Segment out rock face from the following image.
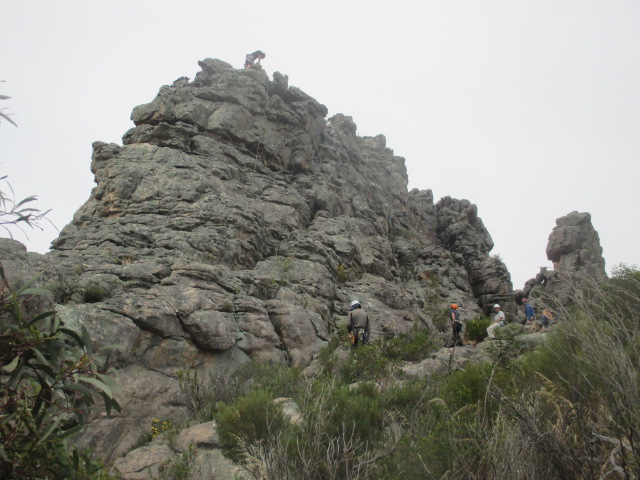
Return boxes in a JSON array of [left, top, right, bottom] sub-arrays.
[[546, 211, 607, 280], [1, 58, 513, 462], [523, 211, 607, 298]]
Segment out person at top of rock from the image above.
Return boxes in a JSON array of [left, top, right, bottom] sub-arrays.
[[346, 300, 370, 349], [244, 50, 266, 69]]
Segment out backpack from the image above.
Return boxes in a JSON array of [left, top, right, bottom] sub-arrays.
[[451, 308, 461, 322]]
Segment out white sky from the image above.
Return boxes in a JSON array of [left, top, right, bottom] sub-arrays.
[[2, 0, 639, 289]]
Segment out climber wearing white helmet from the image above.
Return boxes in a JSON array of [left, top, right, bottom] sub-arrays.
[[346, 300, 370, 349], [486, 304, 507, 340]]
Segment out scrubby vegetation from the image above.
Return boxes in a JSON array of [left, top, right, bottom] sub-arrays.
[[464, 315, 491, 342], [0, 180, 119, 479], [3, 179, 637, 479], [0, 268, 120, 479], [172, 268, 640, 480], [5, 265, 638, 479]]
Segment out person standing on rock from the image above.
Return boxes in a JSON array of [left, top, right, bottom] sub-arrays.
[[448, 303, 464, 347], [346, 300, 370, 349], [244, 50, 266, 69], [486, 304, 506, 340], [523, 298, 535, 325]]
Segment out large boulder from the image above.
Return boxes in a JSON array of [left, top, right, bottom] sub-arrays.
[[522, 211, 607, 302], [3, 58, 521, 464]]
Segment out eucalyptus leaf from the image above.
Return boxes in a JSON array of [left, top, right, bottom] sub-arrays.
[[75, 375, 113, 398], [2, 355, 20, 373]]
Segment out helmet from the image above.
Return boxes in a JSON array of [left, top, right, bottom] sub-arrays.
[[350, 300, 361, 307], [450, 304, 458, 309], [493, 304, 500, 309]]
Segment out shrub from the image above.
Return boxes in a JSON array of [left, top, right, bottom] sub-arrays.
[[316, 328, 346, 376], [234, 361, 303, 399], [431, 307, 451, 331], [158, 445, 196, 480], [340, 343, 396, 384], [486, 334, 521, 369], [439, 363, 494, 410], [336, 263, 349, 284], [464, 315, 491, 342], [0, 266, 120, 479], [215, 388, 288, 462], [463, 271, 640, 480], [321, 381, 385, 443], [379, 328, 438, 362], [83, 283, 108, 303]]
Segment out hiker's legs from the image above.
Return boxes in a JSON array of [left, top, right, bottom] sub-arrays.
[[487, 322, 501, 339], [352, 328, 364, 349], [453, 322, 463, 345], [540, 315, 549, 331]]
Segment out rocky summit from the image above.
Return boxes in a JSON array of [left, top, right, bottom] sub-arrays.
[[2, 59, 516, 461], [522, 210, 608, 300]]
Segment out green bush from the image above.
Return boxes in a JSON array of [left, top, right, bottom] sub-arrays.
[[321, 381, 385, 443], [83, 283, 108, 303], [336, 263, 349, 284], [340, 343, 396, 383], [215, 388, 288, 462], [464, 315, 491, 342], [439, 363, 493, 410], [316, 332, 344, 376], [379, 328, 438, 362], [431, 307, 451, 331], [234, 361, 303, 399], [487, 325, 522, 368], [0, 266, 120, 479], [158, 445, 196, 480]]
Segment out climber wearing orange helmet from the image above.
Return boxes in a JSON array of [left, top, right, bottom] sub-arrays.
[[448, 303, 464, 347]]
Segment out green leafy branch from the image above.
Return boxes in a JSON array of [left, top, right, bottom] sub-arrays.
[[0, 264, 121, 479], [0, 81, 17, 127], [0, 175, 54, 239]]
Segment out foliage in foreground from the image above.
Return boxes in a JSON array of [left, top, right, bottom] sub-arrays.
[[0, 267, 120, 479], [0, 175, 52, 239], [205, 268, 640, 479]]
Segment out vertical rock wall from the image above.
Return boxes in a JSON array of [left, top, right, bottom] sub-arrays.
[[3, 58, 514, 461]]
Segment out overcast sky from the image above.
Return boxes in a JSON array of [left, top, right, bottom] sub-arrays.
[[2, 0, 639, 289]]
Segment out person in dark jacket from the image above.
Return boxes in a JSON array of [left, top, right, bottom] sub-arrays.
[[244, 50, 266, 69], [448, 303, 464, 347], [523, 298, 535, 325], [346, 300, 370, 349]]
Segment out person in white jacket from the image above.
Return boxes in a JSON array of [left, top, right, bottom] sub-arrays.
[[486, 304, 506, 339]]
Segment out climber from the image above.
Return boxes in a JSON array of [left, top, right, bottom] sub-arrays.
[[448, 303, 464, 347], [324, 120, 337, 139], [540, 308, 555, 331], [244, 50, 266, 69], [522, 298, 535, 325], [346, 300, 370, 349], [486, 304, 506, 340]]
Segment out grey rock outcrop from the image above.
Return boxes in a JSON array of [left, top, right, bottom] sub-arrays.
[[523, 211, 607, 298], [546, 211, 607, 280], [1, 58, 515, 463]]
